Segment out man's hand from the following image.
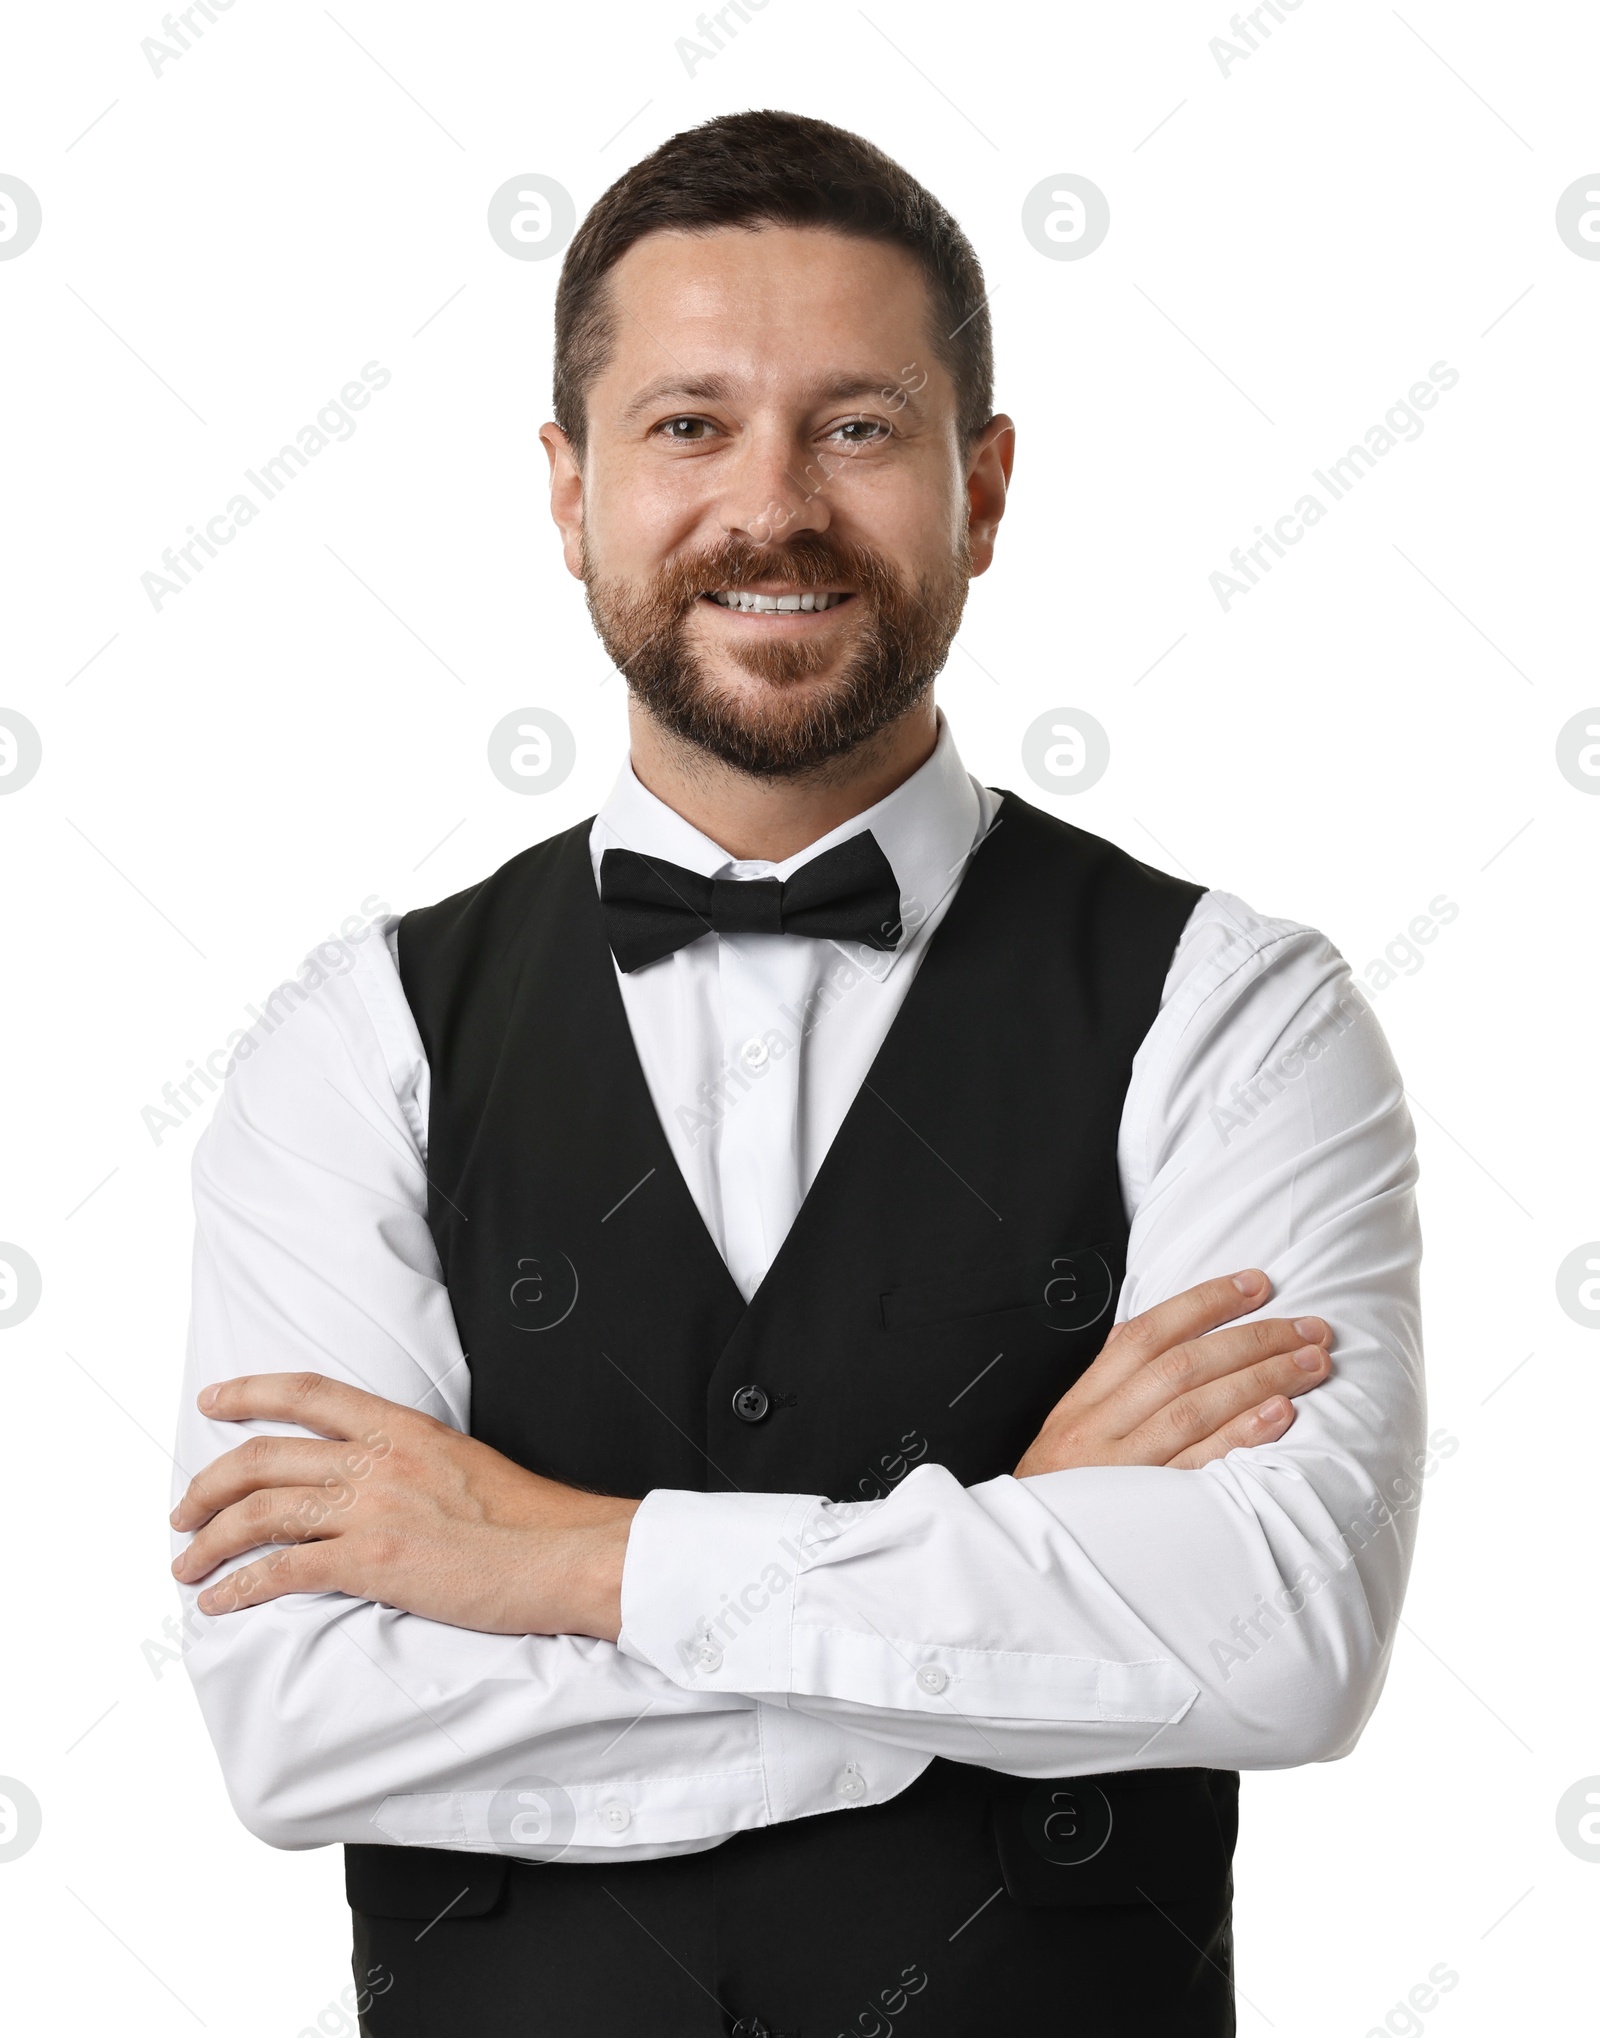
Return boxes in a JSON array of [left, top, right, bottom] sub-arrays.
[[170, 1374, 637, 1640], [1013, 1269, 1331, 1478]]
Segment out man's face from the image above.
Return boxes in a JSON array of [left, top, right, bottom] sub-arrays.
[[542, 226, 1012, 777]]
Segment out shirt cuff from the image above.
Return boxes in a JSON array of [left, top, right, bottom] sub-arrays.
[[619, 1486, 816, 1693]]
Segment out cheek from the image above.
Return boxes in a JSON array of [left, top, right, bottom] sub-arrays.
[[844, 445, 967, 561], [586, 457, 720, 572]]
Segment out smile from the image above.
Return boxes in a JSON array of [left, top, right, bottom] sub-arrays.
[[704, 589, 853, 614]]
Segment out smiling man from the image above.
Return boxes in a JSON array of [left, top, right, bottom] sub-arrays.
[[171, 112, 1424, 2038]]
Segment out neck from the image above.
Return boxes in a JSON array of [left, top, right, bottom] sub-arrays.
[[625, 697, 940, 863]]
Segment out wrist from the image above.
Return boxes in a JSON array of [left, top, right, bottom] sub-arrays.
[[566, 1501, 641, 1642]]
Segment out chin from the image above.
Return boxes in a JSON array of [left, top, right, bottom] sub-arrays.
[[720, 655, 848, 693], [696, 666, 859, 727]]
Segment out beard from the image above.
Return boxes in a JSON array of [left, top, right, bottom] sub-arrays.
[[582, 528, 970, 779]]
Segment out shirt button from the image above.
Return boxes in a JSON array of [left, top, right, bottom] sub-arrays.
[[732, 1384, 770, 1423], [916, 1664, 949, 1695], [693, 1638, 723, 1673], [740, 1036, 769, 1069], [597, 1799, 631, 1833], [836, 1763, 867, 1801]]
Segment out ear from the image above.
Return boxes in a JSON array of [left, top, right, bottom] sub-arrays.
[[539, 422, 586, 581], [965, 414, 1015, 578]]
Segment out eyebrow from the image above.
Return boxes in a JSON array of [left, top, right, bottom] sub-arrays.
[[618, 371, 924, 426]]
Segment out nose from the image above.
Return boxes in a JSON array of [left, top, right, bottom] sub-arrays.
[[721, 423, 833, 546]]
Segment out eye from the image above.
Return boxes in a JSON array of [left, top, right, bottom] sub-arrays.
[[656, 415, 716, 442], [826, 416, 893, 447]]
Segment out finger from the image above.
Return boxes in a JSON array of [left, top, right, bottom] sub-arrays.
[[1105, 1314, 1330, 1433], [1089, 1271, 1274, 1393], [197, 1371, 408, 1446], [1125, 1343, 1330, 1460], [173, 1484, 353, 1585], [197, 1540, 339, 1615], [172, 1434, 390, 1532], [1166, 1395, 1299, 1471]]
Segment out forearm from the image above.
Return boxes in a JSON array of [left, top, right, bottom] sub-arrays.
[[179, 1565, 925, 1858], [174, 1326, 929, 1856], [617, 1435, 1419, 1777]]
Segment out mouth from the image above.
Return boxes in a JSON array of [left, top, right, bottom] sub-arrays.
[[700, 587, 856, 617]]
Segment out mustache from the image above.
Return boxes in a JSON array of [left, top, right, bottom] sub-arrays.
[[649, 533, 904, 614]]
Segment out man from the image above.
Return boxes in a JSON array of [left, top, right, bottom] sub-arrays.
[[171, 111, 1423, 2037]]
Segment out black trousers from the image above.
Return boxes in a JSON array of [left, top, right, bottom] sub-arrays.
[[351, 1760, 1236, 2037]]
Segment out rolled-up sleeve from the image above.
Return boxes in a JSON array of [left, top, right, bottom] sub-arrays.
[[617, 891, 1426, 1776]]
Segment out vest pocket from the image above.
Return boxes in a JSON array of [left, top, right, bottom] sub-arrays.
[[990, 1769, 1237, 1907], [879, 1243, 1117, 1334]]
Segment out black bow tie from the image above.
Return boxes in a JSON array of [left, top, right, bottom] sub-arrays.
[[599, 831, 904, 974]]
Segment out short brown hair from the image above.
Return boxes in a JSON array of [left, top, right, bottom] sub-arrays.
[[552, 109, 994, 457]]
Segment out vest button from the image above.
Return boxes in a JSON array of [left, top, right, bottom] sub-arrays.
[[732, 1383, 770, 1423], [916, 1664, 949, 1695]]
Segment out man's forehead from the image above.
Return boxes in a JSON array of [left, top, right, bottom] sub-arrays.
[[594, 225, 943, 402]]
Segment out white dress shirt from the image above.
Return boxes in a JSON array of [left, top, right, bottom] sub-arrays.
[[173, 713, 1424, 1864]]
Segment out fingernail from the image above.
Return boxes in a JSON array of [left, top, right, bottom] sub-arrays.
[[1293, 1317, 1328, 1343], [1232, 1270, 1267, 1296], [198, 1384, 219, 1412], [169, 1506, 182, 1527], [1257, 1397, 1288, 1423], [1292, 1345, 1326, 1372]]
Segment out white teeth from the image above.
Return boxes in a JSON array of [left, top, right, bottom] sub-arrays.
[[710, 589, 844, 613]]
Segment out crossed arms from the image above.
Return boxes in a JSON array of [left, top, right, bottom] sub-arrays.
[[170, 892, 1424, 1859]]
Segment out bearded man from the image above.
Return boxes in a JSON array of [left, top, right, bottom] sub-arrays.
[[170, 110, 1423, 2038]]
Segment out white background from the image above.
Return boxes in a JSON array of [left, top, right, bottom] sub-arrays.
[[2, 1, 1597, 2031]]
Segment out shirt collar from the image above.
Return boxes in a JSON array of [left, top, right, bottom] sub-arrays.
[[590, 710, 984, 929]]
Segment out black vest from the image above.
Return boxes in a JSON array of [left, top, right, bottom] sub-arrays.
[[348, 792, 1238, 2038]]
